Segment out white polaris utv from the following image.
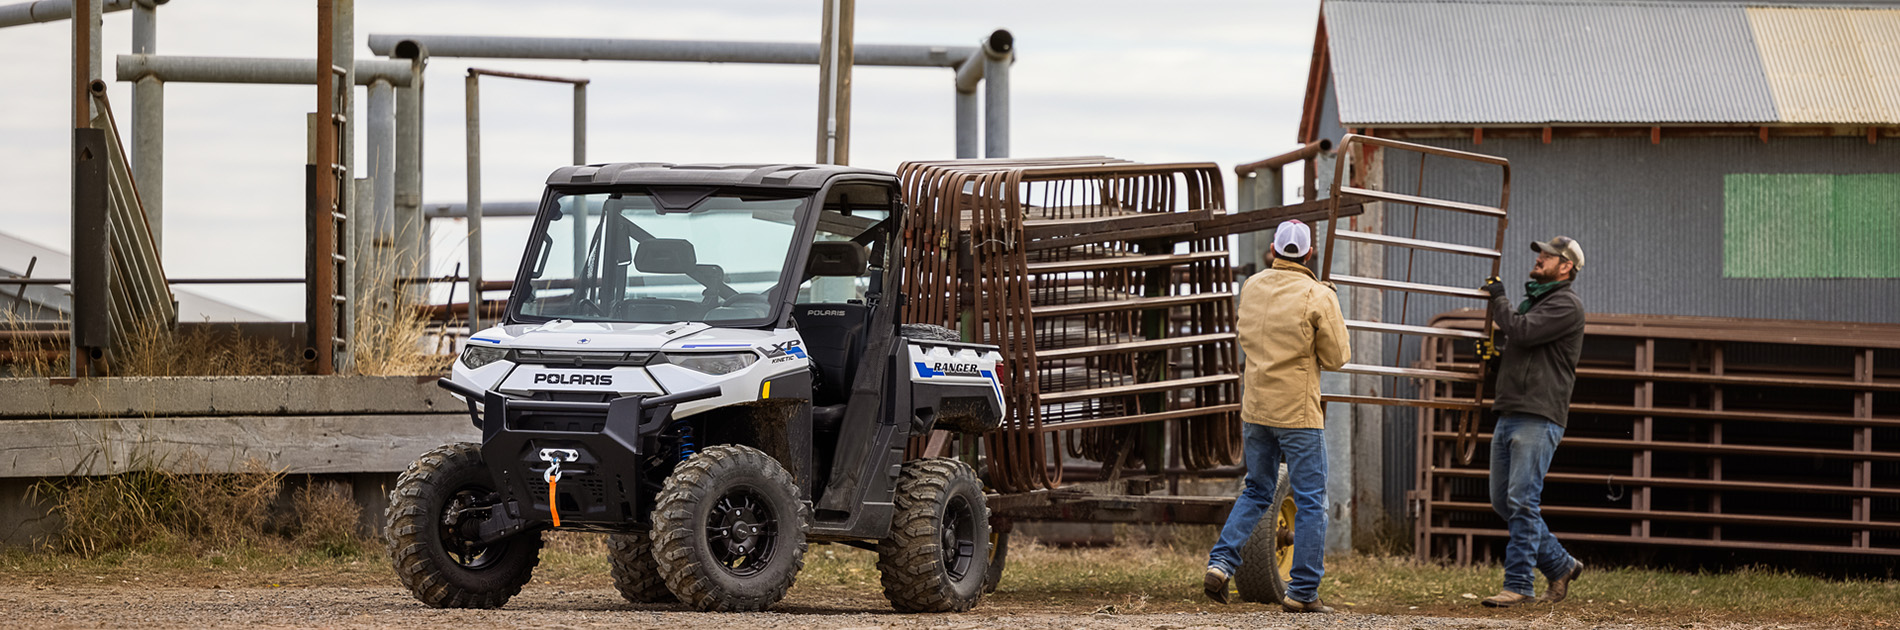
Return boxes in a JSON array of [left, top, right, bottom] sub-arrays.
[[392, 163, 1006, 613]]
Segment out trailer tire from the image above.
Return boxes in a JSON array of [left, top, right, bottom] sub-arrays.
[[607, 530, 677, 604], [652, 445, 808, 612], [1234, 464, 1294, 605], [878, 458, 990, 612], [982, 530, 1008, 594], [385, 442, 543, 609]]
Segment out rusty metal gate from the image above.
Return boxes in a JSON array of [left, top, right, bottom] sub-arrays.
[[1416, 311, 1900, 564], [896, 155, 1373, 511], [1315, 134, 1512, 465]]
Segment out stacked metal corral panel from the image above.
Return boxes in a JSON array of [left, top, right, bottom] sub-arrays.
[[896, 158, 1244, 493], [1415, 310, 1900, 563]]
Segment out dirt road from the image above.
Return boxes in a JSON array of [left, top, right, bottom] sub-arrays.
[[1, 584, 1821, 629]]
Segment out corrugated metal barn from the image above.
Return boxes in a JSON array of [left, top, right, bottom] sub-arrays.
[[1301, 0, 1900, 554]]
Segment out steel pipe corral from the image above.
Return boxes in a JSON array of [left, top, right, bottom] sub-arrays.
[[423, 201, 536, 219], [130, 0, 160, 248], [115, 55, 414, 86], [367, 33, 975, 67], [1234, 138, 1334, 176], [0, 0, 149, 28], [952, 29, 1012, 92]]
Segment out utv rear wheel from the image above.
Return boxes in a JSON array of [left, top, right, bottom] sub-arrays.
[[878, 458, 990, 612], [607, 530, 677, 604], [651, 445, 809, 612], [385, 443, 543, 609], [1234, 464, 1294, 604]]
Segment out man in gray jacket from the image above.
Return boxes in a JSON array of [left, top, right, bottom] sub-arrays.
[[1478, 236, 1587, 608]]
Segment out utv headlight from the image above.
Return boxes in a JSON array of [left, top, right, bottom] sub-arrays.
[[461, 344, 509, 369], [666, 352, 757, 375]]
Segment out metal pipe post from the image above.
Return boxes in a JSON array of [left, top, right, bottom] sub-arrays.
[[572, 82, 585, 165], [464, 72, 483, 333], [951, 31, 1006, 159], [571, 82, 587, 278], [311, 0, 337, 374], [814, 0, 854, 165], [366, 78, 396, 292], [394, 56, 424, 304], [954, 88, 978, 159], [130, 0, 160, 249], [116, 55, 415, 86], [981, 31, 1012, 158], [0, 0, 140, 29], [367, 34, 973, 68]]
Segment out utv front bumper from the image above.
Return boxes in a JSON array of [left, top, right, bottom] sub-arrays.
[[438, 378, 719, 529]]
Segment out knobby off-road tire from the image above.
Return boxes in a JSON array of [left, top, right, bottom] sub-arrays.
[[1235, 464, 1294, 604], [385, 442, 544, 609], [878, 458, 991, 612], [651, 445, 809, 612], [607, 530, 677, 604]]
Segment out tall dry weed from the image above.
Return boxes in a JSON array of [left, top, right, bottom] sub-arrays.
[[350, 251, 452, 376], [2, 309, 70, 378], [115, 317, 299, 376], [289, 480, 367, 557], [35, 456, 286, 557]]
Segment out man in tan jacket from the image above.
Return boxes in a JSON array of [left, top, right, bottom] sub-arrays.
[[1204, 220, 1351, 613]]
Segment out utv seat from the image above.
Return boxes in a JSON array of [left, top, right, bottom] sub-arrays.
[[795, 302, 869, 432], [797, 241, 873, 433]]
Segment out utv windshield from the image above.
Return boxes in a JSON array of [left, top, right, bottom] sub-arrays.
[[511, 187, 807, 326]]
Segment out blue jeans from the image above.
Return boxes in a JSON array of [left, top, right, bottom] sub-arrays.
[[1208, 422, 1327, 603], [1490, 414, 1575, 596]]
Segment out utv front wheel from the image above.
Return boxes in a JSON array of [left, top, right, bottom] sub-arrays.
[[385, 443, 543, 609], [878, 458, 990, 612], [651, 445, 809, 612], [607, 530, 677, 604]]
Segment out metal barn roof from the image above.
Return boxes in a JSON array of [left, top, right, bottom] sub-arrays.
[[1318, 0, 1900, 126]]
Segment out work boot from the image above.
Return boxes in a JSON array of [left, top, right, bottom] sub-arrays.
[[1281, 597, 1336, 614], [1202, 566, 1231, 604], [1541, 559, 1585, 604], [1481, 591, 1534, 608]]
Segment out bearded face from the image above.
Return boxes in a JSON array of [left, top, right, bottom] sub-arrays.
[[1529, 252, 1572, 282]]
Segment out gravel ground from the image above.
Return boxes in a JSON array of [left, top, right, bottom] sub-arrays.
[[0, 585, 1827, 630]]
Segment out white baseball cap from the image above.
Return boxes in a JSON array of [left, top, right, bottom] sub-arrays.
[[1273, 220, 1312, 258]]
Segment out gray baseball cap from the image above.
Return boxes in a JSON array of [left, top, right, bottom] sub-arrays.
[[1531, 235, 1585, 270]]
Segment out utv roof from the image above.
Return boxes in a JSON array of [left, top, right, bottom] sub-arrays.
[[546, 163, 894, 189]]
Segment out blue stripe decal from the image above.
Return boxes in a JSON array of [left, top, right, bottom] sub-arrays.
[[980, 369, 1005, 405], [470, 337, 502, 344]]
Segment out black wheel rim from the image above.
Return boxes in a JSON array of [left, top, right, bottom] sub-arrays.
[[439, 484, 507, 570], [941, 494, 977, 581], [707, 486, 777, 577]]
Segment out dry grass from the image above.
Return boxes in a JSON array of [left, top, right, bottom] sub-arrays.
[[115, 317, 299, 376], [1, 309, 70, 377], [34, 456, 284, 556], [32, 456, 374, 561], [350, 252, 453, 376], [288, 481, 367, 558], [2, 521, 1896, 627]]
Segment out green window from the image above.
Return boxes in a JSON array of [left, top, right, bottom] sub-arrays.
[[1724, 174, 1900, 278]]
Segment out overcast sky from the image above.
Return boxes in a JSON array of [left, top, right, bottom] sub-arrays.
[[0, 0, 1322, 321]]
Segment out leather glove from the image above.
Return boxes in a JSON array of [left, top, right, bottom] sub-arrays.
[[1480, 276, 1505, 299]]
